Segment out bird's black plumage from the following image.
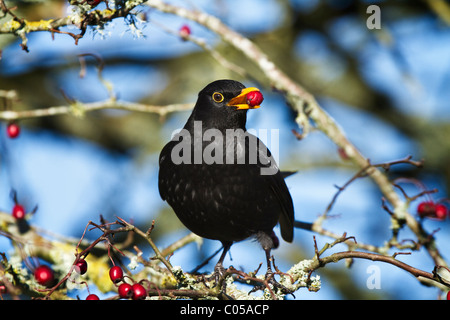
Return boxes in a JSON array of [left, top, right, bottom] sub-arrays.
[[158, 80, 294, 279]]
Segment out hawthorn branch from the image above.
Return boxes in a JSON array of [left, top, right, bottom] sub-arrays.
[[309, 250, 449, 289], [295, 156, 427, 255], [151, 19, 249, 78], [308, 235, 449, 290], [115, 217, 174, 275], [0, 0, 148, 49], [0, 98, 194, 120]]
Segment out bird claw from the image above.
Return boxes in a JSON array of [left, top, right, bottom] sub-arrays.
[[198, 263, 228, 288], [199, 264, 235, 299], [211, 263, 227, 285], [248, 269, 294, 297]]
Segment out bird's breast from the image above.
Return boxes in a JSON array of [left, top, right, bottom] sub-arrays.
[[158, 128, 282, 242]]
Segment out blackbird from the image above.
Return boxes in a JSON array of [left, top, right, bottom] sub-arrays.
[[158, 80, 294, 284]]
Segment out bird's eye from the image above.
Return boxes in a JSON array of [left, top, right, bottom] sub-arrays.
[[212, 92, 224, 103]]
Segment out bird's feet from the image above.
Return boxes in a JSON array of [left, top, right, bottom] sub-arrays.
[[210, 262, 227, 286], [195, 262, 228, 288], [194, 263, 234, 299], [266, 269, 294, 294]]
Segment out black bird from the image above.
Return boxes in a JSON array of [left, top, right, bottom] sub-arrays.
[[158, 80, 294, 283]]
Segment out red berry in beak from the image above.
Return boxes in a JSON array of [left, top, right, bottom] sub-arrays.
[[246, 91, 264, 107]]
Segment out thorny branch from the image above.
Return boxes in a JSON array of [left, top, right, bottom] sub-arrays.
[[0, 99, 195, 120], [309, 234, 449, 291], [1, 212, 448, 300], [295, 156, 430, 255], [0, 0, 149, 50]]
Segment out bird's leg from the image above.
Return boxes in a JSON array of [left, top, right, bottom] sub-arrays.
[[264, 247, 275, 279], [190, 245, 223, 274], [263, 248, 294, 296], [209, 242, 232, 286]]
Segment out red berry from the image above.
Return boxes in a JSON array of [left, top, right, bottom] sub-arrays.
[[118, 283, 133, 299], [12, 204, 26, 220], [447, 291, 450, 300], [246, 91, 264, 107], [417, 201, 435, 217], [86, 294, 100, 300], [6, 123, 20, 139], [75, 259, 88, 275], [435, 204, 448, 220], [109, 266, 124, 283], [179, 24, 191, 38], [131, 283, 147, 300], [34, 265, 54, 287]]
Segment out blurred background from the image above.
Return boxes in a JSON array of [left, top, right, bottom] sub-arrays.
[[0, 0, 449, 299]]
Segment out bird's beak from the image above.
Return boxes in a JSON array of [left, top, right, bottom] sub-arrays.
[[227, 87, 262, 110]]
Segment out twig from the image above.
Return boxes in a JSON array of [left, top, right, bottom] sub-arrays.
[[309, 250, 444, 286], [115, 217, 174, 276], [0, 98, 194, 120]]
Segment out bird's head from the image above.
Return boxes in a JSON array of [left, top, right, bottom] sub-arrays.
[[188, 80, 264, 129]]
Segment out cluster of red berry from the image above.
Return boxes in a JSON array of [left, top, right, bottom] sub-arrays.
[[6, 191, 149, 300], [110, 266, 147, 300], [417, 201, 448, 221], [85, 265, 147, 300]]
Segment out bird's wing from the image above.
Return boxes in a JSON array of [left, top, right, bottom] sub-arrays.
[[256, 140, 295, 243]]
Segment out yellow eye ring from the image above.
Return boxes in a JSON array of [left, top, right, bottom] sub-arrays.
[[212, 92, 224, 103]]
